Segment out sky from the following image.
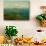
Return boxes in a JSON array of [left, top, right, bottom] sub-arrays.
[[4, 0, 30, 8], [4, 0, 29, 1]]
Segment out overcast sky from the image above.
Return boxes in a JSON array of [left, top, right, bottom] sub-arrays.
[[4, 0, 30, 8]]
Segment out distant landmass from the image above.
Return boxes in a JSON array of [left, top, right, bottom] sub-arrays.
[[4, 8, 29, 20]]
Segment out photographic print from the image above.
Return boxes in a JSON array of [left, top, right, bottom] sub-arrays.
[[4, 0, 30, 20]]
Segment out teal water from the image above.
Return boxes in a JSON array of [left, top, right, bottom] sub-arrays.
[[4, 8, 29, 20]]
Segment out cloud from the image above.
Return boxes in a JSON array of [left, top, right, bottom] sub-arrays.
[[4, 1, 30, 8]]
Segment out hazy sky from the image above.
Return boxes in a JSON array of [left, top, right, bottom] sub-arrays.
[[4, 0, 30, 8], [4, 0, 29, 2]]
